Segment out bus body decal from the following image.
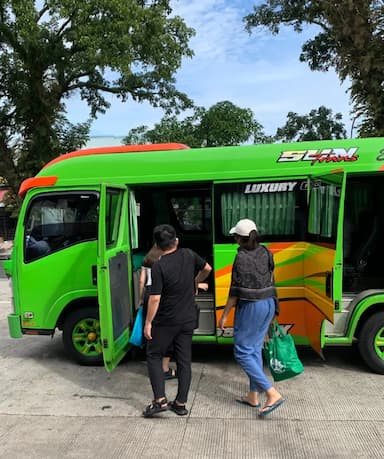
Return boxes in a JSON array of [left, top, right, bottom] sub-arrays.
[[277, 147, 359, 165], [214, 241, 335, 355]]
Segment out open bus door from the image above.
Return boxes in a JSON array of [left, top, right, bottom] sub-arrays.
[[97, 184, 132, 372], [306, 171, 346, 355]]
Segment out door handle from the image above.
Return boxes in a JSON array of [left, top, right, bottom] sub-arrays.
[[325, 271, 333, 298]]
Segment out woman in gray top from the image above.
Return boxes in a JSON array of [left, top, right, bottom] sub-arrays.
[[218, 219, 285, 417]]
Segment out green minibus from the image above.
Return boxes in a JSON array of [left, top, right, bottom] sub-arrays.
[[3, 138, 384, 373]]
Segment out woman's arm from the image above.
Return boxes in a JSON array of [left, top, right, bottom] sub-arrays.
[[138, 268, 147, 305], [218, 296, 238, 330]]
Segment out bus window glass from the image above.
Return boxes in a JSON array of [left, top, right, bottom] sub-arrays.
[[170, 195, 211, 232], [24, 193, 99, 262], [308, 181, 340, 242], [105, 189, 123, 247], [215, 180, 307, 242]]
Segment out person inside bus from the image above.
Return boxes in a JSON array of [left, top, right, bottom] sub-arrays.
[[25, 234, 51, 261], [218, 218, 285, 417], [139, 244, 177, 380], [142, 224, 212, 418]]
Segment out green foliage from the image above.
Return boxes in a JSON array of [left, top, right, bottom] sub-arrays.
[[52, 117, 91, 156], [0, 0, 194, 207], [275, 106, 347, 142], [245, 1, 384, 136], [200, 101, 259, 146], [123, 101, 269, 147], [124, 109, 205, 148]]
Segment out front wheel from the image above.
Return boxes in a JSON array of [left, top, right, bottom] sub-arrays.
[[62, 307, 103, 365], [358, 311, 384, 374]]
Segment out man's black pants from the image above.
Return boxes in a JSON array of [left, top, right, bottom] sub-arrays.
[[146, 321, 194, 404]]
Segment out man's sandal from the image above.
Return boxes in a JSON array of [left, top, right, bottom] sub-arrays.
[[164, 368, 177, 380], [142, 398, 168, 418], [168, 400, 188, 416]]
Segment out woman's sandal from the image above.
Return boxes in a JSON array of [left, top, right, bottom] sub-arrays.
[[258, 398, 285, 417], [164, 368, 177, 380], [142, 398, 168, 418], [168, 400, 188, 416], [235, 397, 261, 408]]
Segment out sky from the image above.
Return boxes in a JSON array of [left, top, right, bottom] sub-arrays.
[[66, 0, 353, 141]]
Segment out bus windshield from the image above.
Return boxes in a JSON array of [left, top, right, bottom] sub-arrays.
[[24, 192, 99, 262]]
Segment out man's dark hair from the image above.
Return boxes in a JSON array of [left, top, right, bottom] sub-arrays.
[[153, 224, 177, 250]]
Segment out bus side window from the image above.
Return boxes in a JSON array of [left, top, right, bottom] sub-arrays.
[[215, 180, 307, 243]]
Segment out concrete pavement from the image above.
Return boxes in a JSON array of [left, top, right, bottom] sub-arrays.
[[0, 278, 383, 458]]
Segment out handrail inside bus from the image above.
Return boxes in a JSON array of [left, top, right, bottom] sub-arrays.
[[42, 143, 190, 170]]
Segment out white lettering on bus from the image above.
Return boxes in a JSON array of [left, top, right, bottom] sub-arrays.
[[244, 182, 297, 194], [278, 147, 359, 164]]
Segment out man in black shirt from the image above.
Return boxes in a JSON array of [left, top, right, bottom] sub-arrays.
[[143, 224, 212, 417]]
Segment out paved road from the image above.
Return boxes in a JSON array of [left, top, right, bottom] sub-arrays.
[[0, 279, 383, 458]]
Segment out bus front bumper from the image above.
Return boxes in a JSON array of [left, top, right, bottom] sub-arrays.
[[8, 314, 23, 338]]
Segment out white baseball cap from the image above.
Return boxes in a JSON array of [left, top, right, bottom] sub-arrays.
[[229, 219, 258, 237]]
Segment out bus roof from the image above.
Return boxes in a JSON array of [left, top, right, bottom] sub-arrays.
[[42, 143, 189, 169], [20, 138, 384, 196]]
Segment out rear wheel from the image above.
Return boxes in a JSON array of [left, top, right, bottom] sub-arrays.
[[358, 311, 384, 374], [62, 307, 103, 365]]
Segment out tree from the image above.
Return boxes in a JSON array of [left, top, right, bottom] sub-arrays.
[[0, 0, 194, 206], [124, 108, 205, 148], [199, 101, 266, 146], [244, 1, 384, 137], [275, 106, 347, 142], [123, 101, 269, 147]]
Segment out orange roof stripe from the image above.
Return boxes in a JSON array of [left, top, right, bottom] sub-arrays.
[[18, 176, 58, 197], [42, 143, 190, 169]]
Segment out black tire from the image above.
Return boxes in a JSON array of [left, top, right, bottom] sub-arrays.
[[62, 307, 103, 366], [358, 311, 384, 374]]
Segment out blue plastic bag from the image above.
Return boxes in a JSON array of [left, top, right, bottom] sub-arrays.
[[129, 305, 144, 347]]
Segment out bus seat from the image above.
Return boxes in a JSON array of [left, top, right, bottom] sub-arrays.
[[354, 213, 378, 272]]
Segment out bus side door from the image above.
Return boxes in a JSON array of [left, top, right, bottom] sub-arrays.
[[306, 172, 346, 352], [98, 184, 132, 372]]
